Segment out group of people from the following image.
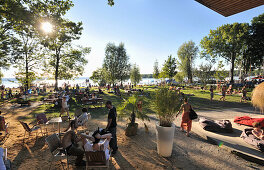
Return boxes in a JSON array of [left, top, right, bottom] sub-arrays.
[[209, 85, 248, 102], [61, 100, 118, 166]]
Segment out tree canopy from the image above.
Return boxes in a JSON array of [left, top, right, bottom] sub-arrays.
[[160, 55, 177, 80], [177, 40, 198, 83], [103, 42, 130, 85], [153, 60, 160, 79], [200, 23, 250, 84], [130, 64, 141, 86]]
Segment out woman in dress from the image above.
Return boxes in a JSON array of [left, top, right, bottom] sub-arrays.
[[177, 98, 192, 137]]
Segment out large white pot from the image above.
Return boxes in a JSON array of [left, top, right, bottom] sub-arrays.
[[156, 122, 175, 157]]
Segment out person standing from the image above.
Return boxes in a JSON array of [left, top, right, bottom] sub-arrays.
[[60, 96, 69, 117], [240, 86, 247, 102], [105, 101, 118, 154], [209, 85, 214, 102], [177, 98, 193, 137], [220, 85, 226, 101]]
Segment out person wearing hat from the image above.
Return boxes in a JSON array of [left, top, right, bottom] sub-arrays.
[[60, 96, 69, 117]]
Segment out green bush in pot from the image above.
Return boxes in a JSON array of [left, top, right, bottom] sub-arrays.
[[154, 87, 182, 127], [154, 87, 182, 157]]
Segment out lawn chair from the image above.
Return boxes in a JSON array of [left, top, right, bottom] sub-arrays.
[[19, 121, 40, 143], [45, 133, 69, 170], [85, 151, 110, 169]]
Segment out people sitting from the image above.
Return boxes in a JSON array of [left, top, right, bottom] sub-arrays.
[[77, 108, 91, 128], [80, 129, 112, 160], [252, 122, 264, 140], [62, 120, 85, 166]]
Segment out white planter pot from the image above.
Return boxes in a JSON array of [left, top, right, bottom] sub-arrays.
[[155, 122, 175, 157]]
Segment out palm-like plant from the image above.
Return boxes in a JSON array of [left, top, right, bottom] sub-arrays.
[[118, 93, 149, 125]]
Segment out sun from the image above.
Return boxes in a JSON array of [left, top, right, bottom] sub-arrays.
[[41, 22, 53, 34]]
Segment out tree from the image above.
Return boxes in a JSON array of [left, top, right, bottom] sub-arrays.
[[35, 0, 89, 90], [177, 41, 198, 83], [12, 13, 45, 91], [200, 23, 250, 84], [214, 61, 229, 81], [0, 0, 31, 82], [130, 64, 141, 86], [116, 43, 130, 85], [153, 60, 160, 79], [90, 68, 107, 87], [247, 13, 264, 74], [174, 72, 184, 83], [103, 42, 130, 85], [160, 55, 177, 80], [194, 64, 213, 85]]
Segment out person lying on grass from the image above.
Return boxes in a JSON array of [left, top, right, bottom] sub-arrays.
[[79, 129, 112, 160], [252, 122, 264, 140]]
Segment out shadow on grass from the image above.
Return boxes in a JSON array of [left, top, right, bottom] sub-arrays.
[[189, 95, 251, 111]]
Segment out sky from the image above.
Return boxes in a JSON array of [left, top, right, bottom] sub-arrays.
[[3, 0, 264, 78]]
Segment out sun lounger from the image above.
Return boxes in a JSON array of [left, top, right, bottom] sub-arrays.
[[19, 121, 41, 143]]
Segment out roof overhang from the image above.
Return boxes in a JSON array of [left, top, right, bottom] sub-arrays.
[[195, 0, 264, 17]]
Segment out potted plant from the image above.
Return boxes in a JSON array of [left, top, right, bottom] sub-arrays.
[[119, 93, 149, 136], [154, 87, 182, 157]]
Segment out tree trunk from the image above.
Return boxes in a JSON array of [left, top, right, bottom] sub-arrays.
[[131, 108, 136, 124], [55, 51, 60, 91], [230, 54, 235, 84], [25, 52, 29, 92]]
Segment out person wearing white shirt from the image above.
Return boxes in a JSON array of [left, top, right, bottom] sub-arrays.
[[77, 108, 91, 128], [80, 130, 112, 160]]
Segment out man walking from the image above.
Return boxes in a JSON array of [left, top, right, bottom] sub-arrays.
[[105, 101, 118, 154]]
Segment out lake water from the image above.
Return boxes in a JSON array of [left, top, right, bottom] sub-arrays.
[[1, 77, 160, 88]]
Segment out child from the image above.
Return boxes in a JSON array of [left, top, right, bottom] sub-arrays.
[[252, 122, 264, 140]]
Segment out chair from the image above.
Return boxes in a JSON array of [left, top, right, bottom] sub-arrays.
[[45, 133, 69, 170], [85, 151, 110, 169], [19, 121, 40, 143], [0, 116, 9, 136], [36, 113, 49, 136]]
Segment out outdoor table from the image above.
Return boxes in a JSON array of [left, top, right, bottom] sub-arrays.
[[47, 117, 62, 136]]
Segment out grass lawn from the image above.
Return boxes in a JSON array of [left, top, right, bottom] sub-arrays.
[[18, 86, 253, 123], [181, 88, 252, 111]]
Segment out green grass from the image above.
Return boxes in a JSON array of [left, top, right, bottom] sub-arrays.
[[181, 88, 252, 111], [20, 86, 252, 122]]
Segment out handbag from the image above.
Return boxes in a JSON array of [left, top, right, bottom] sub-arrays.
[[189, 108, 198, 120]]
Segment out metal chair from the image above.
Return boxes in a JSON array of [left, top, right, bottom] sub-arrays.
[[19, 121, 40, 143], [85, 151, 110, 169], [36, 113, 49, 136], [45, 133, 69, 170]]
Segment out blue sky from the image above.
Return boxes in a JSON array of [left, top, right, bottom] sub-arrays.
[[3, 0, 264, 77]]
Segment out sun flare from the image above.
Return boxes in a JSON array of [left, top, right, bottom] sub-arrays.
[[41, 22, 53, 34]]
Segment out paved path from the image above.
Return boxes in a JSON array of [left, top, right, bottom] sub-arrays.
[[189, 107, 264, 165]]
